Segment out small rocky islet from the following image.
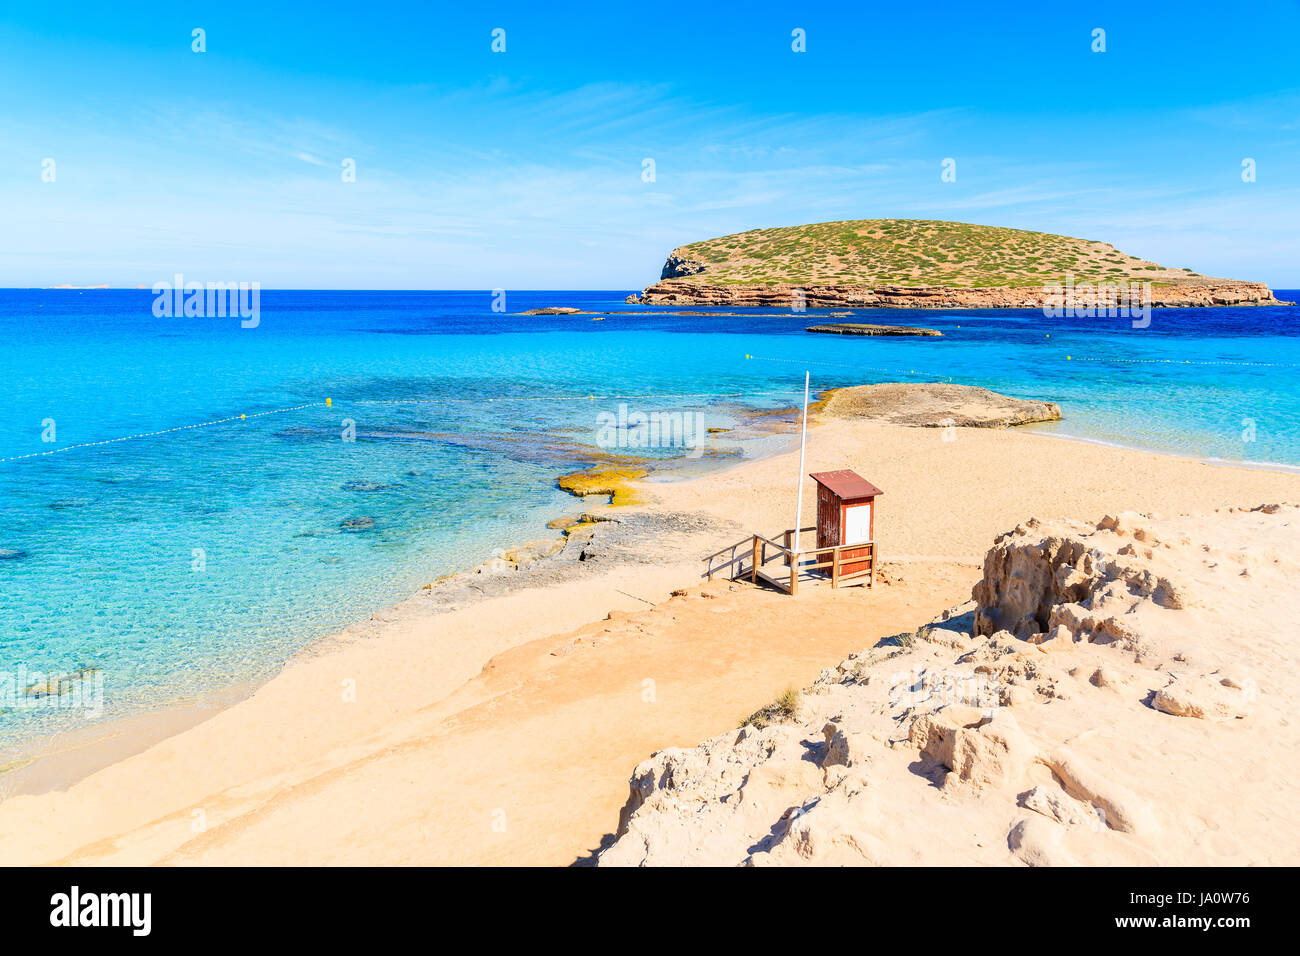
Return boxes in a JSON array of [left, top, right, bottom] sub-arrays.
[[806, 322, 942, 337]]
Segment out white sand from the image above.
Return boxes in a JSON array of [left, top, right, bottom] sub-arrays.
[[1, 421, 1297, 865]]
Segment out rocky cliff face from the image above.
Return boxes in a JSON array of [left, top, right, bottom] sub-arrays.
[[660, 253, 708, 280], [628, 279, 1290, 309], [597, 503, 1298, 866]]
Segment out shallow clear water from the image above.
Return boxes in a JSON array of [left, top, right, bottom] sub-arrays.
[[1, 289, 1297, 749]]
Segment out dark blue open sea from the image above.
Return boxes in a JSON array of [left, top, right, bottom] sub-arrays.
[[1, 289, 1297, 750]]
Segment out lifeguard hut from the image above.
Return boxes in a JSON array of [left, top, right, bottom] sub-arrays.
[[699, 361, 884, 593], [702, 467, 882, 594], [810, 470, 882, 578]]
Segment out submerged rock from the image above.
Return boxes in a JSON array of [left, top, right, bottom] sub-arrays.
[[47, 499, 88, 510], [339, 516, 376, 532], [341, 480, 399, 492]]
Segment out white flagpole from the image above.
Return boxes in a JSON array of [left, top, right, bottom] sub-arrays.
[[792, 370, 810, 557]]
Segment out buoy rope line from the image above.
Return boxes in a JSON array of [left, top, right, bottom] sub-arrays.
[[350, 389, 795, 405], [0, 388, 805, 466], [0, 402, 326, 464], [4, 347, 1292, 465], [1063, 355, 1300, 367], [750, 352, 1300, 372], [743, 353, 953, 381]]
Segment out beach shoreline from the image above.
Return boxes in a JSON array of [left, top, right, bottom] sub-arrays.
[[3, 402, 1300, 863], [5, 396, 1300, 803], [0, 391, 810, 794]]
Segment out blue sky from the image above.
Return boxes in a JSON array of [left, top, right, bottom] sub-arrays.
[[3, 1, 1300, 288]]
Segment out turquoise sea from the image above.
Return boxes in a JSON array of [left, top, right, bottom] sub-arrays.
[[1, 289, 1297, 751]]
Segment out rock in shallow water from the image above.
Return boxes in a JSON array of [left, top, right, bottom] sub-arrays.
[[341, 480, 399, 493]]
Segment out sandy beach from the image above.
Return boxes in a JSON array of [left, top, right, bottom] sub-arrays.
[[2, 408, 1299, 866]]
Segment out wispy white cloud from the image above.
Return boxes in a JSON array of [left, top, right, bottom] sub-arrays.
[[4, 78, 1300, 287]]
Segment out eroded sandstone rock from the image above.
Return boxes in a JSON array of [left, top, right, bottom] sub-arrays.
[[1022, 784, 1098, 827], [972, 513, 1193, 644], [1152, 675, 1253, 721], [908, 705, 1034, 789]]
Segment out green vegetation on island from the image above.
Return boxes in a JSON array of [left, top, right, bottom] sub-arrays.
[[663, 219, 1217, 289]]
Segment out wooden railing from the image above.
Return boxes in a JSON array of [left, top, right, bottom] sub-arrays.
[[703, 527, 875, 595]]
